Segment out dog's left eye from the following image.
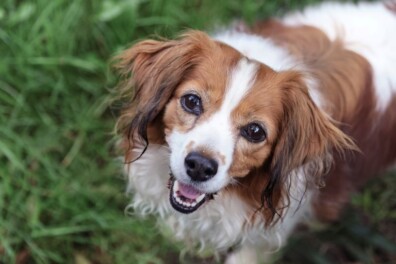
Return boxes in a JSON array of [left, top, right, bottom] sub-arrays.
[[181, 94, 203, 115], [241, 122, 267, 143]]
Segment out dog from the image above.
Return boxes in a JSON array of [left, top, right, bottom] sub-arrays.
[[115, 1, 396, 263]]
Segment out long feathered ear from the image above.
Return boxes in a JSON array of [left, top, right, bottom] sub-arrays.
[[115, 31, 212, 154], [262, 72, 357, 219]]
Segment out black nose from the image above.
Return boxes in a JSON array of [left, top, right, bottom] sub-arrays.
[[184, 152, 218, 182]]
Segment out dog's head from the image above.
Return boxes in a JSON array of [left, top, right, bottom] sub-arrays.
[[116, 31, 355, 222]]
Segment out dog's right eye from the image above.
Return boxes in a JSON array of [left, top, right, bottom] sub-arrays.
[[181, 94, 203, 116]]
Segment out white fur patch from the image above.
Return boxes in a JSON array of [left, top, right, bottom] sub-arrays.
[[282, 1, 396, 110], [125, 144, 171, 218], [214, 31, 296, 70]]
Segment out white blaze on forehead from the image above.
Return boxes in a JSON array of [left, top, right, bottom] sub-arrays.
[[222, 58, 259, 111], [189, 57, 258, 155], [167, 58, 258, 193]]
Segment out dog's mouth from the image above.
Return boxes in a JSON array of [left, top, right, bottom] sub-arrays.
[[168, 176, 214, 214]]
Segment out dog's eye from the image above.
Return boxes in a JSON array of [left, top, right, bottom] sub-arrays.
[[241, 123, 266, 143], [181, 94, 203, 115]]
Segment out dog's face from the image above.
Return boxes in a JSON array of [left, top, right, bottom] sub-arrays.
[[163, 56, 285, 214], [117, 31, 353, 218]]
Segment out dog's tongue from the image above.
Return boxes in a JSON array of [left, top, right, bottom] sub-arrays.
[[178, 181, 203, 199]]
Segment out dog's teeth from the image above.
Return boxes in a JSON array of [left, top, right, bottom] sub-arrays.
[[177, 197, 184, 205], [174, 180, 179, 191], [196, 194, 205, 203]]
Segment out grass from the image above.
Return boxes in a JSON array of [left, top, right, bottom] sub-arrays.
[[0, 0, 395, 263]]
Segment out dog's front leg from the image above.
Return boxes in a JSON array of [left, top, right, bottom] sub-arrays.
[[225, 246, 258, 264]]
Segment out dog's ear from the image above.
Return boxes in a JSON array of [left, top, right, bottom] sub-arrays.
[[262, 72, 357, 218], [116, 31, 211, 148]]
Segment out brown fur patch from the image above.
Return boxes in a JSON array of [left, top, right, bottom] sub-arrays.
[[314, 87, 396, 221], [252, 20, 368, 119], [385, 1, 396, 13], [251, 20, 396, 221]]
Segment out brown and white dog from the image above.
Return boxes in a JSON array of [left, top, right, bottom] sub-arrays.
[[116, 1, 396, 263]]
